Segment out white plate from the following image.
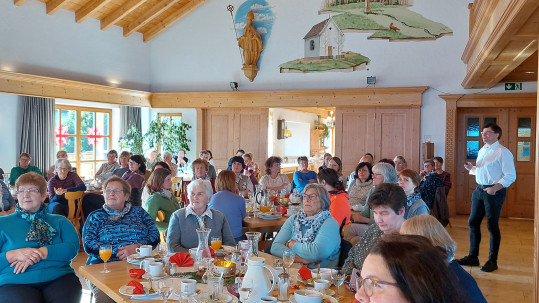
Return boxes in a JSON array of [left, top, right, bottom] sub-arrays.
[[126, 252, 159, 265], [290, 294, 338, 303], [118, 285, 158, 298], [296, 275, 314, 287], [221, 245, 236, 253], [188, 292, 233, 303], [307, 288, 335, 296]]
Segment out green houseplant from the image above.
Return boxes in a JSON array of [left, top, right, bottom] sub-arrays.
[[144, 119, 192, 155], [118, 125, 144, 155]]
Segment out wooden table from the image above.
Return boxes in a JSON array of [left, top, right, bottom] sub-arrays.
[[243, 215, 288, 233], [79, 252, 356, 303]]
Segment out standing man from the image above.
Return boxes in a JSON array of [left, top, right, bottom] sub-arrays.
[[457, 123, 516, 272]]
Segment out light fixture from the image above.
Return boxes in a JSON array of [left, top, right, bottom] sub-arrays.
[[326, 110, 335, 127], [284, 129, 292, 138], [277, 119, 292, 139], [230, 81, 238, 91]]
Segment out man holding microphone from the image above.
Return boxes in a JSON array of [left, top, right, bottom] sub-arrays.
[[457, 123, 516, 272]]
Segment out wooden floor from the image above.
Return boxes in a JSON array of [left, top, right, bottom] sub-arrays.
[[71, 215, 534, 303]]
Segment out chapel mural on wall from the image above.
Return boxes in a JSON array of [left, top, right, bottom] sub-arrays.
[[280, 0, 453, 73]]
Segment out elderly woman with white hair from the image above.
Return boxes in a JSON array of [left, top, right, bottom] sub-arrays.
[[47, 158, 86, 216], [166, 179, 235, 253], [271, 183, 340, 268]]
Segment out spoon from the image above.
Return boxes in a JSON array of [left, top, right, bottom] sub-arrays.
[[317, 264, 321, 280], [148, 277, 154, 294]]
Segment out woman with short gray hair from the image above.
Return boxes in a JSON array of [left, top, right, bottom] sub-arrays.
[[270, 183, 340, 268], [167, 179, 234, 252], [47, 159, 86, 216]]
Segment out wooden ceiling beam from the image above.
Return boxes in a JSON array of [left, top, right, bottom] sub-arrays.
[[123, 0, 181, 37], [143, 0, 206, 42], [0, 70, 151, 107], [13, 0, 26, 6], [101, 0, 145, 30], [76, 0, 112, 23], [46, 0, 69, 15]]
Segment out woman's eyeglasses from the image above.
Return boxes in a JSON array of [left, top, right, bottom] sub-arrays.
[[356, 277, 398, 297], [16, 188, 41, 195], [105, 189, 124, 195], [303, 194, 318, 201]]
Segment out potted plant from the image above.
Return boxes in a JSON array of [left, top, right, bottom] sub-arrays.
[[118, 126, 144, 155], [144, 119, 192, 155]]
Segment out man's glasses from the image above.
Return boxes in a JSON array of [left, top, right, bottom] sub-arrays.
[[356, 277, 399, 297]]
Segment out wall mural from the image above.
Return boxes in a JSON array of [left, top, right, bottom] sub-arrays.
[[280, 0, 453, 73]]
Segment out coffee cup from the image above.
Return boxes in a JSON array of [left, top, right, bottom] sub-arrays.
[[136, 245, 152, 257], [181, 279, 197, 295], [314, 279, 330, 293], [149, 262, 163, 277], [141, 258, 155, 272], [260, 296, 278, 303]]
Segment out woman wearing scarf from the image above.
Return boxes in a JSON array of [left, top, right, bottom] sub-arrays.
[[397, 169, 429, 219], [271, 183, 340, 268], [0, 172, 81, 302], [83, 176, 159, 303], [144, 168, 180, 232], [121, 155, 146, 206]]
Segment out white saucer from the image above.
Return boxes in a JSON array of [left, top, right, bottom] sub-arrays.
[[188, 292, 233, 303], [118, 285, 158, 298], [290, 294, 338, 303]]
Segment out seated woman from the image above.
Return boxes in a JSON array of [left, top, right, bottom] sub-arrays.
[[393, 155, 407, 174], [259, 156, 291, 193], [434, 156, 452, 196], [318, 168, 350, 227], [318, 153, 332, 172], [0, 181, 16, 216], [230, 156, 254, 198], [47, 159, 86, 216], [270, 183, 340, 268], [163, 151, 178, 177], [121, 155, 146, 206], [182, 159, 216, 205], [293, 156, 317, 194], [347, 162, 374, 209], [397, 169, 429, 219], [242, 152, 259, 185], [167, 179, 235, 252], [10, 153, 43, 186], [327, 157, 347, 188], [141, 161, 171, 203], [355, 233, 465, 303], [0, 172, 81, 303], [144, 168, 180, 233], [83, 176, 159, 302], [208, 170, 247, 243], [400, 215, 487, 303], [113, 151, 131, 177]]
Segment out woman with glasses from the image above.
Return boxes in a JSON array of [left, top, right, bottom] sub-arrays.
[[355, 233, 464, 303], [400, 215, 487, 303], [259, 156, 291, 192], [10, 153, 43, 186], [83, 176, 159, 302], [0, 172, 82, 302], [270, 183, 340, 268], [47, 159, 86, 216]]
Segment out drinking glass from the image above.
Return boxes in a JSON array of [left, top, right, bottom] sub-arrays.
[[211, 236, 222, 250], [158, 243, 168, 259], [282, 250, 295, 273], [245, 201, 253, 219], [239, 281, 253, 303], [99, 245, 112, 273], [158, 279, 173, 303], [331, 267, 345, 301]]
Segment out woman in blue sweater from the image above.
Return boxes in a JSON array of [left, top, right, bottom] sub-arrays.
[[0, 172, 81, 303], [83, 176, 160, 303], [271, 183, 340, 268], [293, 156, 317, 194]]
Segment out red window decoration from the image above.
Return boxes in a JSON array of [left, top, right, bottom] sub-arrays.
[[87, 126, 103, 146], [55, 126, 69, 146]]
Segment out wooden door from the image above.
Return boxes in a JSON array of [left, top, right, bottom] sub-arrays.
[[506, 108, 535, 218], [456, 108, 535, 218], [335, 107, 420, 176], [203, 108, 268, 171]]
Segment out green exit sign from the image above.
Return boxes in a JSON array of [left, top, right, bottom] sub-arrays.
[[505, 82, 522, 90]]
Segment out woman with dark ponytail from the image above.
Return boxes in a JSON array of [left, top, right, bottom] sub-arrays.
[[318, 168, 350, 228]]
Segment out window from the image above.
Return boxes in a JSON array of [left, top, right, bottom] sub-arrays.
[[55, 105, 112, 179], [310, 40, 315, 51], [156, 113, 182, 154]]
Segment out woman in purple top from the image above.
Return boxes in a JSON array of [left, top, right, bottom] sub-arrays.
[[121, 155, 146, 206], [47, 159, 86, 216]]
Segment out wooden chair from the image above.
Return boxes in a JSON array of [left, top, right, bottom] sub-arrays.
[[65, 191, 84, 248], [156, 210, 167, 244]]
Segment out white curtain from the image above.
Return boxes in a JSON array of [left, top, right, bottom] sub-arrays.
[[120, 106, 142, 136]]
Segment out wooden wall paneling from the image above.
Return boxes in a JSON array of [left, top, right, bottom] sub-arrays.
[[196, 108, 204, 157], [335, 108, 373, 176], [534, 70, 539, 303], [204, 109, 234, 170], [236, 108, 269, 166], [444, 98, 458, 216]]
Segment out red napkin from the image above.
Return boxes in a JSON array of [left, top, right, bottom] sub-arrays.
[[209, 247, 216, 257], [285, 193, 290, 198], [127, 280, 145, 294], [129, 268, 145, 279], [169, 253, 194, 267], [271, 196, 278, 202], [298, 265, 312, 280]]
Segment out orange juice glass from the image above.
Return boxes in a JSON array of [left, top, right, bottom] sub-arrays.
[[99, 245, 112, 273], [260, 206, 271, 212], [211, 236, 222, 250]]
